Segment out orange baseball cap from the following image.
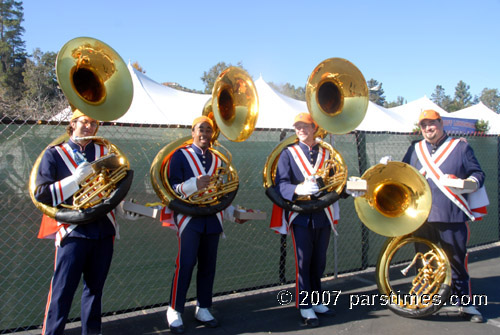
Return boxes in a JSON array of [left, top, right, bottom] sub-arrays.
[[192, 115, 214, 129], [70, 109, 87, 121], [418, 109, 441, 124], [293, 113, 315, 126]]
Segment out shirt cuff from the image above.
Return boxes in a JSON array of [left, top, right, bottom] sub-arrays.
[[176, 176, 198, 199], [50, 175, 79, 206]]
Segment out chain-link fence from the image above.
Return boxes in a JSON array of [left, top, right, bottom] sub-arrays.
[[1, 120, 498, 333]]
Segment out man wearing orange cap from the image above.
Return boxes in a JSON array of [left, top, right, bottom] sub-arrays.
[[165, 115, 243, 334], [402, 109, 487, 323], [272, 112, 342, 327], [34, 110, 135, 334]]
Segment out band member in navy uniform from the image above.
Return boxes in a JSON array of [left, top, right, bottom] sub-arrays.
[[271, 113, 339, 327], [35, 110, 135, 335], [402, 109, 487, 323], [165, 116, 244, 334]]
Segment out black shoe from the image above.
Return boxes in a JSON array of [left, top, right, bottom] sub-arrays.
[[302, 317, 319, 327], [196, 317, 219, 328], [168, 324, 185, 334]]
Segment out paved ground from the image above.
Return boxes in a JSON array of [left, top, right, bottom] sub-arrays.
[[14, 244, 500, 335]]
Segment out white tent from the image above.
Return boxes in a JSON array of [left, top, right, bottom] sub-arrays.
[[356, 102, 408, 132], [447, 102, 500, 134]]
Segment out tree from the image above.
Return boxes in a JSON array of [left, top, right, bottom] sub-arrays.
[[0, 0, 27, 98], [479, 88, 500, 113], [367, 79, 386, 106], [23, 49, 57, 99], [201, 61, 245, 94], [475, 119, 489, 133], [21, 48, 66, 119], [162, 81, 203, 94], [448, 80, 472, 112], [431, 85, 452, 110], [268, 82, 305, 101], [385, 96, 406, 108], [131, 61, 146, 74]]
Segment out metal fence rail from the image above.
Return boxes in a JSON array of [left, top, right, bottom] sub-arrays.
[[1, 121, 498, 333]]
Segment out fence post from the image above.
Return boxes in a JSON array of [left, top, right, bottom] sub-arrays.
[[279, 234, 287, 284], [355, 131, 369, 269], [278, 130, 288, 284]]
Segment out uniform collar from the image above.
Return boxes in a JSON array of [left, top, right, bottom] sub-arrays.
[[426, 133, 448, 154], [298, 141, 318, 151], [68, 137, 91, 151], [428, 133, 448, 151], [191, 143, 210, 155]]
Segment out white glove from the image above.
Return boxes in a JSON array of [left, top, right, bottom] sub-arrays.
[[224, 205, 236, 223], [74, 162, 93, 184], [379, 155, 392, 165], [345, 176, 367, 198], [346, 190, 366, 198], [295, 180, 320, 196], [116, 200, 140, 221]]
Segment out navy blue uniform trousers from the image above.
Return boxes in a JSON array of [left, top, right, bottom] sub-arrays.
[[169, 226, 220, 313], [291, 224, 330, 309], [43, 236, 113, 335], [413, 221, 470, 302]]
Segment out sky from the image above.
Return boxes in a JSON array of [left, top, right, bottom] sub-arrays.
[[21, 0, 500, 103]]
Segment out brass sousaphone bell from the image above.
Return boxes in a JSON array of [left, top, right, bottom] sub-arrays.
[[263, 58, 368, 213], [150, 67, 258, 216], [354, 162, 432, 237], [29, 37, 134, 224], [56, 37, 134, 121], [353, 161, 452, 318], [306, 57, 368, 135]]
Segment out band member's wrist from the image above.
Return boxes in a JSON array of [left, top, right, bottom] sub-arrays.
[[177, 177, 198, 198]]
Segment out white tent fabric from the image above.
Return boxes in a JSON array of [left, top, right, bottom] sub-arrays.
[[50, 106, 72, 122], [387, 96, 449, 132], [253, 76, 306, 129], [116, 65, 210, 125], [447, 102, 500, 134], [356, 102, 408, 132]]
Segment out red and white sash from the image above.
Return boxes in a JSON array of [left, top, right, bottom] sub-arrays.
[[414, 139, 488, 221], [38, 142, 118, 244], [161, 146, 224, 235], [270, 143, 339, 234]]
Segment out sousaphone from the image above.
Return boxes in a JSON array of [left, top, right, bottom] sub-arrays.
[[150, 67, 258, 216], [354, 161, 452, 317], [29, 37, 134, 224], [263, 58, 368, 213]]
